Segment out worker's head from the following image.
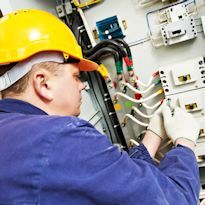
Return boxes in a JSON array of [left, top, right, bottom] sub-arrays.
[[0, 9, 98, 116]]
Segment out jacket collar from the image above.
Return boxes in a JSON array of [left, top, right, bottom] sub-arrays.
[[0, 98, 48, 115]]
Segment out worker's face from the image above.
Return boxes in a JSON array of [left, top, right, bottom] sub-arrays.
[[51, 63, 85, 116]]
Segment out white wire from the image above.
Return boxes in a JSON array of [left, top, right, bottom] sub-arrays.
[[129, 139, 140, 146], [121, 82, 155, 94], [125, 114, 148, 127], [142, 101, 161, 110], [132, 106, 153, 119], [136, 76, 154, 87], [115, 90, 162, 103]]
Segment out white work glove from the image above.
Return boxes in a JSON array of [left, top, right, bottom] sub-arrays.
[[147, 102, 167, 140], [162, 105, 200, 145], [200, 199, 205, 205]]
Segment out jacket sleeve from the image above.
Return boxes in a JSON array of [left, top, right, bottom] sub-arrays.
[[41, 118, 200, 205], [158, 144, 200, 204], [129, 143, 156, 165]]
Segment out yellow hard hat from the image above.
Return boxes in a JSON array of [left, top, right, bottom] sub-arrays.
[[0, 9, 98, 71]]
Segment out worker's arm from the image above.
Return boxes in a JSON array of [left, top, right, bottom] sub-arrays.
[[128, 131, 161, 165], [142, 101, 166, 158], [141, 130, 161, 158], [41, 117, 200, 205]]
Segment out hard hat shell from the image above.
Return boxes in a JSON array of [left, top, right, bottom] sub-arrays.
[[0, 9, 98, 71]]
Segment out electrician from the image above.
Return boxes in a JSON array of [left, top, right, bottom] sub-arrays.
[[0, 9, 200, 205]]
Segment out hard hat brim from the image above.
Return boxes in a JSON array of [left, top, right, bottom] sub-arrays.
[[78, 58, 99, 72]]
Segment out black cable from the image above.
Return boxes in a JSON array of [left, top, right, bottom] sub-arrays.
[[86, 72, 114, 143], [83, 39, 127, 57], [107, 44, 123, 59], [107, 44, 123, 67], [94, 72, 127, 149], [114, 39, 132, 58], [87, 47, 121, 64]]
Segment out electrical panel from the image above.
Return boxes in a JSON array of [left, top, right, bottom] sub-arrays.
[[160, 56, 205, 95], [159, 57, 205, 166], [160, 18, 197, 46], [148, 0, 198, 47]]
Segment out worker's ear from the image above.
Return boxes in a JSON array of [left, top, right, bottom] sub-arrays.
[[32, 69, 54, 101]]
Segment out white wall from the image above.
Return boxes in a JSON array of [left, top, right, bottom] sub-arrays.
[[0, 0, 13, 15], [0, 0, 57, 15]]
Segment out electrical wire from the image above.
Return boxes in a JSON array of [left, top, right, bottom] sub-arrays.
[[121, 82, 155, 94], [136, 76, 154, 87], [131, 106, 153, 119], [128, 36, 151, 47], [124, 114, 148, 127], [87, 47, 123, 74], [88, 47, 120, 63], [129, 139, 140, 146], [114, 89, 163, 103], [142, 100, 163, 110], [86, 73, 114, 142], [107, 44, 124, 62], [83, 40, 134, 71], [136, 71, 159, 87], [83, 39, 127, 58], [114, 39, 132, 58]]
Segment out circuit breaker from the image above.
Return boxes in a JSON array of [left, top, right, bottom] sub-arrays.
[[159, 56, 205, 166], [149, 1, 198, 47], [160, 18, 197, 46]]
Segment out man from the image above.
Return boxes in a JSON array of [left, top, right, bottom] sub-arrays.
[[0, 9, 200, 205]]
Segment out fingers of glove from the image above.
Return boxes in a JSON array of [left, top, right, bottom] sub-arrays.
[[172, 107, 200, 143], [167, 99, 177, 112], [155, 100, 168, 114], [152, 100, 168, 119], [148, 104, 166, 139], [174, 107, 187, 116], [147, 114, 165, 139], [175, 107, 196, 123], [162, 105, 173, 125]]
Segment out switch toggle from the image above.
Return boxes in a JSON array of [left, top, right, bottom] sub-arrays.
[[171, 66, 197, 86]]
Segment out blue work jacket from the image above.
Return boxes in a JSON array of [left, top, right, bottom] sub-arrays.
[[0, 99, 200, 205]]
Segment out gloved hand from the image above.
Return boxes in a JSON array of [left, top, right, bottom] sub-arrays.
[[147, 101, 167, 140], [162, 105, 200, 145]]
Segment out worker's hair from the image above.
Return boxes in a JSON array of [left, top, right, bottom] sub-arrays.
[[0, 61, 61, 98]]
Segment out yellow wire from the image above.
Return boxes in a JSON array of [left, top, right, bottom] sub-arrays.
[[72, 0, 102, 9]]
